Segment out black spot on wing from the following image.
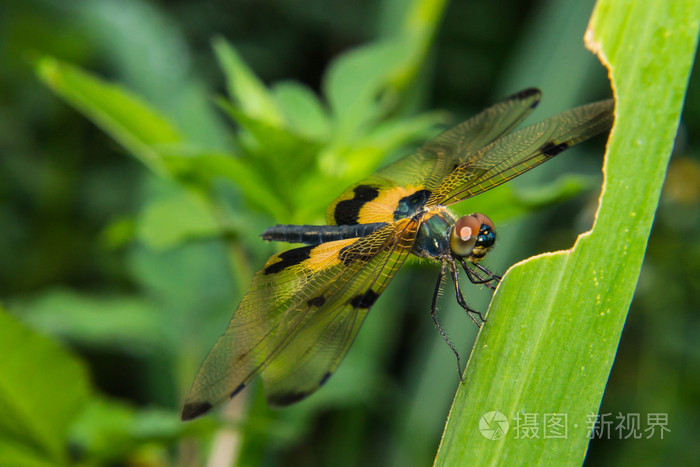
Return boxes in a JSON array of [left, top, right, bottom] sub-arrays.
[[320, 372, 332, 387], [307, 295, 326, 307], [540, 141, 570, 157], [350, 290, 380, 309], [268, 391, 309, 407], [230, 383, 246, 399], [268, 373, 334, 407], [393, 189, 432, 220], [181, 401, 213, 421], [511, 88, 540, 107], [264, 245, 314, 275], [334, 185, 380, 225]]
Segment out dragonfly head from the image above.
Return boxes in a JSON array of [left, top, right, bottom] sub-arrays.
[[450, 213, 496, 261]]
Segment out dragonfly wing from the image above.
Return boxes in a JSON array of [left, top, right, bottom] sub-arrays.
[[181, 243, 339, 420], [262, 218, 419, 405], [427, 99, 615, 207], [326, 89, 542, 225], [418, 88, 541, 190], [181, 218, 419, 419]]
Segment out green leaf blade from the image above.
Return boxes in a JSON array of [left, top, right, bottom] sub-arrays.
[[435, 0, 700, 465]]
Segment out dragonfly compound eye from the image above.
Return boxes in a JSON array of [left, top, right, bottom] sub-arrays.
[[474, 213, 496, 248], [476, 226, 495, 248], [450, 213, 496, 260], [450, 214, 481, 257], [472, 213, 496, 259]]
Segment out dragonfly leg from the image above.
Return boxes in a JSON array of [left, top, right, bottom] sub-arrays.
[[449, 259, 486, 325], [474, 262, 502, 283], [459, 258, 501, 290], [432, 262, 464, 380]]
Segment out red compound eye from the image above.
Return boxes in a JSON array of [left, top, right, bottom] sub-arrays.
[[450, 213, 496, 258], [455, 215, 480, 241], [473, 212, 494, 231], [450, 215, 479, 257]]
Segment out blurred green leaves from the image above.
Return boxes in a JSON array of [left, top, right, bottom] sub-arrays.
[[35, 33, 444, 226], [214, 38, 286, 127], [435, 0, 699, 465], [324, 38, 413, 139], [21, 2, 449, 464], [69, 398, 215, 466], [0, 309, 89, 467], [136, 191, 222, 250], [36, 57, 183, 176], [15, 289, 164, 353]]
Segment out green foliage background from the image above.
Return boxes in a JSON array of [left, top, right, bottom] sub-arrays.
[[0, 0, 698, 465]]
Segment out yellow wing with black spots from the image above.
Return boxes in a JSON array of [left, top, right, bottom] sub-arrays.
[[181, 218, 419, 419], [326, 88, 542, 225], [426, 99, 615, 207]]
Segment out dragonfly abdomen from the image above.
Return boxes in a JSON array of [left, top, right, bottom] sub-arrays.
[[261, 223, 388, 245]]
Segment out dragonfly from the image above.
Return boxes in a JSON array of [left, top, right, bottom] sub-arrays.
[[181, 88, 614, 420]]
